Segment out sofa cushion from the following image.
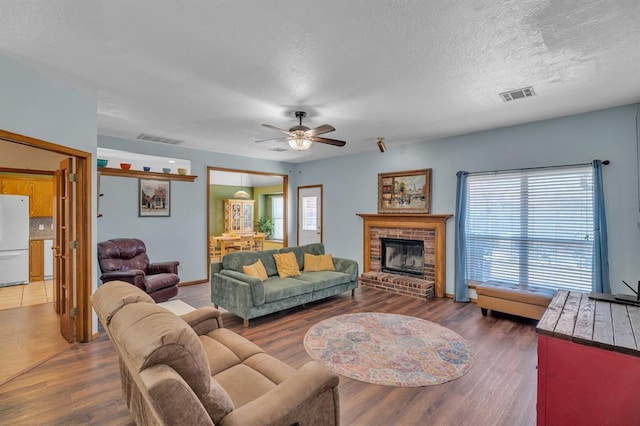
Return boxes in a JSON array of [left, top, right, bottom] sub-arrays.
[[222, 249, 280, 277], [263, 277, 313, 303], [243, 259, 268, 281], [298, 271, 352, 291], [200, 328, 264, 375], [273, 252, 301, 278], [214, 364, 278, 409], [303, 253, 335, 272], [280, 243, 325, 269], [109, 303, 211, 398], [91, 280, 155, 326]]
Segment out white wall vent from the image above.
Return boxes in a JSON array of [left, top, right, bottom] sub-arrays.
[[137, 133, 185, 145], [499, 86, 536, 102]]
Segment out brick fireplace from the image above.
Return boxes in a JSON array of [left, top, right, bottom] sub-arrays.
[[357, 213, 452, 299]]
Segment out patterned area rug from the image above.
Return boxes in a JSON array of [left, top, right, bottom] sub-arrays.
[[303, 312, 472, 387]]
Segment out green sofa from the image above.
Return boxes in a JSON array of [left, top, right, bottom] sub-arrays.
[[211, 243, 359, 327]]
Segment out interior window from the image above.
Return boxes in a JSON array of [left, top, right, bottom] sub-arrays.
[[271, 195, 284, 241]]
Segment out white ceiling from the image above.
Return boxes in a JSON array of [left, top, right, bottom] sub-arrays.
[[1, 1, 639, 164]]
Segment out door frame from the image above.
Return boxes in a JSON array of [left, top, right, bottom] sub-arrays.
[[297, 184, 323, 246], [0, 129, 93, 343]]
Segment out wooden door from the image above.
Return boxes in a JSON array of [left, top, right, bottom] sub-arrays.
[[53, 158, 75, 342]]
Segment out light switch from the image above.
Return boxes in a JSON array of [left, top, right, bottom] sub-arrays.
[[39, 224, 44, 230]]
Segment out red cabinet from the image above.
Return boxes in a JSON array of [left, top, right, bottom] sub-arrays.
[[537, 291, 640, 425]]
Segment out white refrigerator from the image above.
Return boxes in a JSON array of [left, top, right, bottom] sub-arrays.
[[0, 195, 30, 287]]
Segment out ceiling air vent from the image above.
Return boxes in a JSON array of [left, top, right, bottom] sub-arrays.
[[269, 147, 288, 152], [137, 133, 185, 145], [499, 86, 536, 102]]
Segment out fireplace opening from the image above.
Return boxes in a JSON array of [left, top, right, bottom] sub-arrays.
[[381, 237, 424, 278]]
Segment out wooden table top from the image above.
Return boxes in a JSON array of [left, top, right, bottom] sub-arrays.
[[537, 290, 640, 357]]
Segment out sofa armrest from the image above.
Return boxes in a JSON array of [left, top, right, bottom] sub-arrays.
[[219, 270, 265, 306], [100, 270, 146, 290], [333, 257, 359, 281], [220, 361, 339, 426], [148, 261, 179, 274], [180, 306, 223, 335]]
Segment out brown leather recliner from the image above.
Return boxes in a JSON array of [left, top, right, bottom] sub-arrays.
[[97, 238, 179, 302]]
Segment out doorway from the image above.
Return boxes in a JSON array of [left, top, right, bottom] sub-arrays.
[[0, 130, 93, 344], [207, 167, 288, 269], [297, 185, 323, 245]]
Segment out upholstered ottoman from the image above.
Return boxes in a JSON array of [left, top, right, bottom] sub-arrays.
[[476, 280, 556, 320]]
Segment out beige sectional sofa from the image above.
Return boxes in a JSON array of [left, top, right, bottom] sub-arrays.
[[92, 280, 340, 425]]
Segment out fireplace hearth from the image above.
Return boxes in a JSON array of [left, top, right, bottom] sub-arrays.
[[381, 238, 424, 278]]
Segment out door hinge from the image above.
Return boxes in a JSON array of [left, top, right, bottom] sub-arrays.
[[70, 240, 80, 249], [69, 173, 77, 182], [70, 307, 78, 317]]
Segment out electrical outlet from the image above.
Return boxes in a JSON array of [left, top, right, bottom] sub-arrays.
[[178, 265, 184, 271], [51, 223, 54, 230], [39, 224, 44, 230]]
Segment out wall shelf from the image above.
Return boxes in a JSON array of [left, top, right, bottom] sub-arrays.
[[98, 167, 197, 182]]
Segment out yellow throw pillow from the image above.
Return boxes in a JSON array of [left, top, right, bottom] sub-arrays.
[[273, 252, 301, 278], [242, 259, 268, 281], [304, 253, 335, 272]]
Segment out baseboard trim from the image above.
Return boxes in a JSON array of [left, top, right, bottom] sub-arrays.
[[178, 279, 208, 287]]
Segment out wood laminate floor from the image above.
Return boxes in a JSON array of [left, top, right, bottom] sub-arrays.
[[0, 284, 538, 425]]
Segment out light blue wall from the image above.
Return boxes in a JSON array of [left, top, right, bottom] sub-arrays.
[[98, 135, 296, 282], [0, 53, 100, 308], [296, 104, 640, 296]]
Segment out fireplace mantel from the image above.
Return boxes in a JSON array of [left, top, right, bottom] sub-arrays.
[[357, 213, 452, 298]]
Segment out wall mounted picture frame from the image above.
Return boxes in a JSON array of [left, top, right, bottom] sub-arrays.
[[377, 168, 432, 214], [139, 179, 170, 217]]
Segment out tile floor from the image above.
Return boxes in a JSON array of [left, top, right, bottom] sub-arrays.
[[0, 280, 53, 311]]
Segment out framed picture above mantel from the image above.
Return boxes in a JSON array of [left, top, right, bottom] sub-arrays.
[[377, 168, 432, 214]]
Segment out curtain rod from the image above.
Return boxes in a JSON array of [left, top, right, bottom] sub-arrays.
[[466, 160, 610, 176]]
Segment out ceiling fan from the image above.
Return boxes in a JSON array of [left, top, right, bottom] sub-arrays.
[[256, 111, 346, 151]]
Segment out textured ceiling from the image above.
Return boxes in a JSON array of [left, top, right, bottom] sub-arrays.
[[1, 1, 639, 163]]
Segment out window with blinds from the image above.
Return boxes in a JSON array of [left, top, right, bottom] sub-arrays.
[[464, 164, 594, 292]]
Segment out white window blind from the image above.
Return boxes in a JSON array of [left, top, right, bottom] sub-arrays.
[[465, 165, 594, 292]]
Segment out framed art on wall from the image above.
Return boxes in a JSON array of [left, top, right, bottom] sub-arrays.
[[139, 179, 170, 217], [377, 168, 432, 214]]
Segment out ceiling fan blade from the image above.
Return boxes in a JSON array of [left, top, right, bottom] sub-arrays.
[[308, 136, 346, 147], [305, 124, 336, 137], [255, 136, 288, 143], [262, 124, 293, 135]]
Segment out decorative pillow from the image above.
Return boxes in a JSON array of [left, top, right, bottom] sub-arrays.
[[273, 252, 301, 278], [242, 260, 268, 281], [304, 253, 335, 272]]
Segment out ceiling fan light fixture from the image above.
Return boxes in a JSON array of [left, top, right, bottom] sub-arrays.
[[288, 137, 312, 151]]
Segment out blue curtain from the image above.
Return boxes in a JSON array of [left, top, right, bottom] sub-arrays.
[[454, 171, 469, 302], [592, 160, 610, 293]]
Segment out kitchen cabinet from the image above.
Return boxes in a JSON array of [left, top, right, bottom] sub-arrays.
[[224, 199, 255, 234], [0, 176, 54, 217], [29, 240, 44, 282]]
